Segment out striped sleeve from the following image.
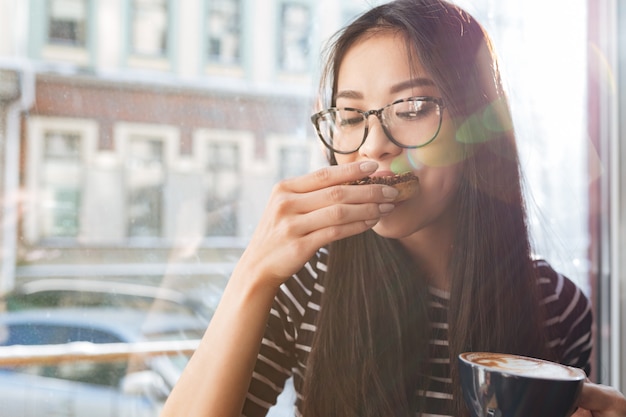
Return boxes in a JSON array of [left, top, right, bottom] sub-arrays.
[[535, 259, 593, 375], [241, 250, 325, 417]]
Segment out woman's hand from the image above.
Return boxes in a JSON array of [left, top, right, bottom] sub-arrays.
[[161, 160, 399, 417], [572, 381, 626, 417], [237, 160, 399, 288]]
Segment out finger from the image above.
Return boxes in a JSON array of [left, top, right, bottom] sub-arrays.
[[312, 201, 393, 228], [570, 408, 592, 417], [577, 382, 626, 414], [305, 218, 382, 249], [287, 183, 398, 215], [283, 161, 378, 193], [283, 201, 392, 242]]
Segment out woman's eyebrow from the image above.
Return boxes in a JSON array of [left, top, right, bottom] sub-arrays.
[[335, 90, 362, 100], [390, 77, 436, 94], [335, 78, 437, 101]]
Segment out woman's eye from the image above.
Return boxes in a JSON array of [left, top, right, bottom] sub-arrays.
[[395, 102, 437, 120], [396, 110, 421, 120], [339, 115, 364, 127]]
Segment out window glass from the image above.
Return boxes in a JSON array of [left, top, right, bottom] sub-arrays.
[[205, 141, 240, 236], [126, 136, 165, 238], [279, 146, 309, 179], [455, 0, 589, 293], [1, 325, 127, 385], [47, 0, 87, 47], [278, 2, 311, 72], [54, 358, 128, 386], [131, 0, 168, 57], [207, 0, 242, 65], [41, 131, 82, 238], [0, 0, 613, 414], [126, 136, 165, 237]]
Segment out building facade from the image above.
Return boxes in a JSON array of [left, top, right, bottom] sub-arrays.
[[0, 0, 379, 290]]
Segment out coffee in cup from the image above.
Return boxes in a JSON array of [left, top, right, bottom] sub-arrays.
[[459, 352, 586, 417]]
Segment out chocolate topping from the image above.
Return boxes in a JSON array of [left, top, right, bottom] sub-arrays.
[[347, 172, 418, 186]]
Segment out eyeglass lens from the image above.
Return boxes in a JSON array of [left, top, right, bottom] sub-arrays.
[[315, 98, 442, 153]]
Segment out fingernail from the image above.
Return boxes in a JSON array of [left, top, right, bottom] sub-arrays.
[[379, 203, 395, 213], [365, 219, 378, 227], [360, 161, 378, 173], [382, 186, 399, 200]]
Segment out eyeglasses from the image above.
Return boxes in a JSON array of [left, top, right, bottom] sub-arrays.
[[311, 96, 446, 154]]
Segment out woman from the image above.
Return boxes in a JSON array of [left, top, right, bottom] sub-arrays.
[[161, 1, 596, 416]]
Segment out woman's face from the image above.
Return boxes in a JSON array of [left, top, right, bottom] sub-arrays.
[[334, 31, 467, 240]]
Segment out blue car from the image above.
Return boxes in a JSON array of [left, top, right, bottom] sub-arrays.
[[0, 280, 210, 417]]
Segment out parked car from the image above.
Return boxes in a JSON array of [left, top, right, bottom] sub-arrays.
[[2, 278, 215, 322], [0, 280, 212, 417], [0, 279, 299, 417]]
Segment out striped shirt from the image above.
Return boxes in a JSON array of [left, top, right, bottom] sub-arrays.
[[242, 249, 593, 417]]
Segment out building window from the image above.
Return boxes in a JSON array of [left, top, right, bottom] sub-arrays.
[[126, 136, 165, 238], [267, 135, 323, 186], [207, 0, 241, 66], [278, 2, 311, 73], [47, 0, 88, 47], [41, 131, 83, 238], [204, 141, 240, 236], [131, 0, 168, 57]]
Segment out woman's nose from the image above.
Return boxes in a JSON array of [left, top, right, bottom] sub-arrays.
[[358, 116, 403, 160]]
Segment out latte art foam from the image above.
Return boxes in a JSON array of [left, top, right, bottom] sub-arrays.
[[461, 352, 585, 381]]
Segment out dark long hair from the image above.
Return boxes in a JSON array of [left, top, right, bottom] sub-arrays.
[[302, 1, 552, 416]]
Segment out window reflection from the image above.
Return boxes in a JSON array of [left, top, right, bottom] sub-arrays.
[[8, 1, 592, 324], [8, 0, 593, 319], [1, 324, 127, 386], [0, 0, 611, 414]]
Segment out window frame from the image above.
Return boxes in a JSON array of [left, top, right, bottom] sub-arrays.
[[266, 134, 324, 182], [615, 1, 626, 392], [612, 0, 626, 391], [24, 116, 98, 245], [193, 128, 253, 239], [204, 0, 244, 70], [125, 0, 177, 71], [35, 0, 94, 65], [275, 0, 312, 76], [114, 122, 180, 242], [586, 0, 626, 390]]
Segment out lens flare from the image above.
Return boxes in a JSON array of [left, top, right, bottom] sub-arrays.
[[394, 99, 512, 171], [391, 155, 419, 173], [456, 98, 513, 144]]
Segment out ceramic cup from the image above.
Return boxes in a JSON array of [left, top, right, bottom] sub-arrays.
[[458, 352, 586, 417]]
